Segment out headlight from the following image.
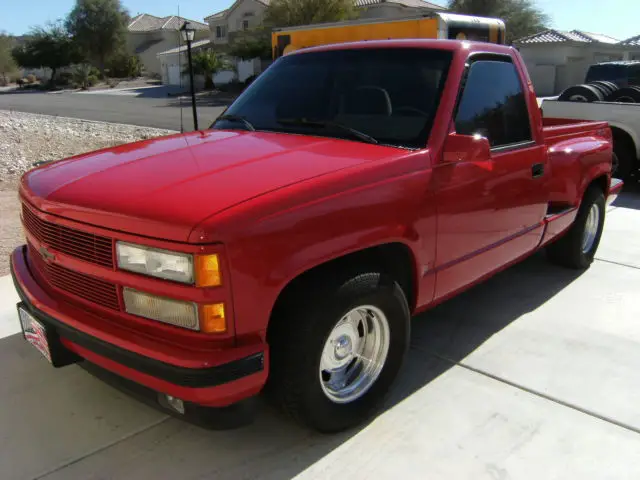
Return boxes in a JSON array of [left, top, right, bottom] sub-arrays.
[[117, 242, 194, 284]]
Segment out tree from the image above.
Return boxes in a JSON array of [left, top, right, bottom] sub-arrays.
[[0, 33, 17, 85], [265, 0, 356, 28], [66, 0, 129, 73], [229, 27, 272, 61], [11, 23, 81, 86], [185, 50, 231, 89], [447, 0, 549, 44]]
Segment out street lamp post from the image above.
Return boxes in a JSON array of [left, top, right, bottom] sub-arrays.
[[180, 22, 199, 131]]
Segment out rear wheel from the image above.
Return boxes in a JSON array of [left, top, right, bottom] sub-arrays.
[[268, 271, 410, 432], [547, 187, 605, 269]]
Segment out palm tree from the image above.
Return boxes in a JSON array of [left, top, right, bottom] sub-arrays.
[[185, 50, 231, 90]]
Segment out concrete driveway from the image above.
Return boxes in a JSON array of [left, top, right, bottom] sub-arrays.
[[1, 190, 640, 479]]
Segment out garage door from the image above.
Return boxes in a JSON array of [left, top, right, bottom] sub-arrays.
[[167, 64, 181, 86]]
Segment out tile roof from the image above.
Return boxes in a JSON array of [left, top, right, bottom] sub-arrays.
[[204, 0, 442, 22], [128, 14, 208, 33], [356, 0, 444, 7], [515, 29, 621, 45], [157, 39, 212, 56], [204, 9, 229, 21], [205, 0, 270, 22], [620, 34, 640, 46]]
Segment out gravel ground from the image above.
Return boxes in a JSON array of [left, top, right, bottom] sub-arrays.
[[0, 110, 176, 276]]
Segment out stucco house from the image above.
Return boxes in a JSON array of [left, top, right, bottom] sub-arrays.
[[204, 0, 445, 48], [127, 14, 209, 77], [514, 30, 640, 96], [154, 0, 444, 87]]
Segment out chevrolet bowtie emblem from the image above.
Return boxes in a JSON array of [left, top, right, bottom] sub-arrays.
[[39, 246, 55, 262]]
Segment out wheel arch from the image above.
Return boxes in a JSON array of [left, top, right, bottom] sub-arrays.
[[609, 124, 639, 161], [266, 242, 418, 343]]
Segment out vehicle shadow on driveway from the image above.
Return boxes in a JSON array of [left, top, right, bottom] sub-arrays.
[[9, 252, 583, 479], [612, 180, 640, 210]]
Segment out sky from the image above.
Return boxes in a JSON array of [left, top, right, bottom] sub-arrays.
[[1, 0, 638, 41]]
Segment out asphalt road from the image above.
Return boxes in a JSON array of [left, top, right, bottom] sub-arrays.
[[2, 191, 640, 479], [0, 90, 231, 131]]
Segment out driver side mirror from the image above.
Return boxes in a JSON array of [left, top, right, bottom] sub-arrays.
[[442, 133, 491, 164]]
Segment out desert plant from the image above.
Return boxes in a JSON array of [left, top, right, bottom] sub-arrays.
[[72, 63, 100, 89], [25, 74, 36, 84]]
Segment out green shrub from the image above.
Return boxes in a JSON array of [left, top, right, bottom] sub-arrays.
[[106, 52, 142, 78]]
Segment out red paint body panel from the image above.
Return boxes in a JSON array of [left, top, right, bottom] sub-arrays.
[[11, 39, 619, 409]]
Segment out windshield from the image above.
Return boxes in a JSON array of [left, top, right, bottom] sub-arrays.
[[213, 48, 453, 149]]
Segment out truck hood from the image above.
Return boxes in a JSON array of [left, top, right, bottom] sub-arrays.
[[22, 130, 398, 242]]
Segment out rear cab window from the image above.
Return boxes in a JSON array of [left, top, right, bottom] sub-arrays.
[[454, 58, 532, 149]]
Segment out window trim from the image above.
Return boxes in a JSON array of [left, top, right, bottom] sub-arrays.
[[452, 53, 534, 150]]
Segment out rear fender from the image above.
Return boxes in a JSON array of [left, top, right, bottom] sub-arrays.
[[547, 135, 611, 208]]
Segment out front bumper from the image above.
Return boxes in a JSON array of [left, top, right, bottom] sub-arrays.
[[10, 246, 268, 408]]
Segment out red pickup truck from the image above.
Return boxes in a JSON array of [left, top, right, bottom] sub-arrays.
[[11, 39, 622, 432]]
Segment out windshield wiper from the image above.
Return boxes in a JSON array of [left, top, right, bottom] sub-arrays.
[[212, 114, 256, 131], [276, 117, 378, 145]]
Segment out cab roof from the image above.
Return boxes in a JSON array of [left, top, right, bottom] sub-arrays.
[[287, 38, 515, 56]]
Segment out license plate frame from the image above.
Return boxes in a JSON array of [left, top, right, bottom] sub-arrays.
[[18, 306, 52, 363], [17, 303, 80, 368]]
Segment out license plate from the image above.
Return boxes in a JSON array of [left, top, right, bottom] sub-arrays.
[[18, 307, 52, 363]]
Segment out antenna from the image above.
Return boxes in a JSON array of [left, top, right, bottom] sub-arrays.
[[178, 2, 184, 133]]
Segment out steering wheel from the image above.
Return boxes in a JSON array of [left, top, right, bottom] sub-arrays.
[[394, 106, 429, 117]]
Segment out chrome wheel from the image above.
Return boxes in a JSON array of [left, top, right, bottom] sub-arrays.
[[582, 203, 600, 254], [319, 305, 390, 404]]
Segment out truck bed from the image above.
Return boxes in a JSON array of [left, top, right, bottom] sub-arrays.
[[542, 116, 610, 143], [541, 99, 640, 161]]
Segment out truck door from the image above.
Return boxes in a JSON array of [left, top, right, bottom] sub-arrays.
[[433, 56, 547, 300]]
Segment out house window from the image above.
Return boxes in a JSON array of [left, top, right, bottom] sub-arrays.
[[242, 20, 249, 30], [216, 26, 226, 38]]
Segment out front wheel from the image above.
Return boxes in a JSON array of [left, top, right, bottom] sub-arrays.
[[547, 187, 605, 269], [268, 271, 410, 432]]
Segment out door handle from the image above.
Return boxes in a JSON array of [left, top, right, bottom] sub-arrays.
[[531, 163, 545, 178]]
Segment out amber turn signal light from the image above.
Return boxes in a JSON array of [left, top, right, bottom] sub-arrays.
[[201, 303, 226, 333], [195, 254, 222, 287]]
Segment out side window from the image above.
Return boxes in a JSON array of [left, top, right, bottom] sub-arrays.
[[629, 65, 640, 86], [454, 60, 532, 148]]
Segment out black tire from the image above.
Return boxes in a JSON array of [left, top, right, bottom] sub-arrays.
[[267, 271, 410, 432], [607, 86, 640, 103], [587, 82, 611, 98], [590, 81, 618, 96], [547, 187, 605, 269], [558, 84, 604, 102], [612, 132, 637, 180]]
